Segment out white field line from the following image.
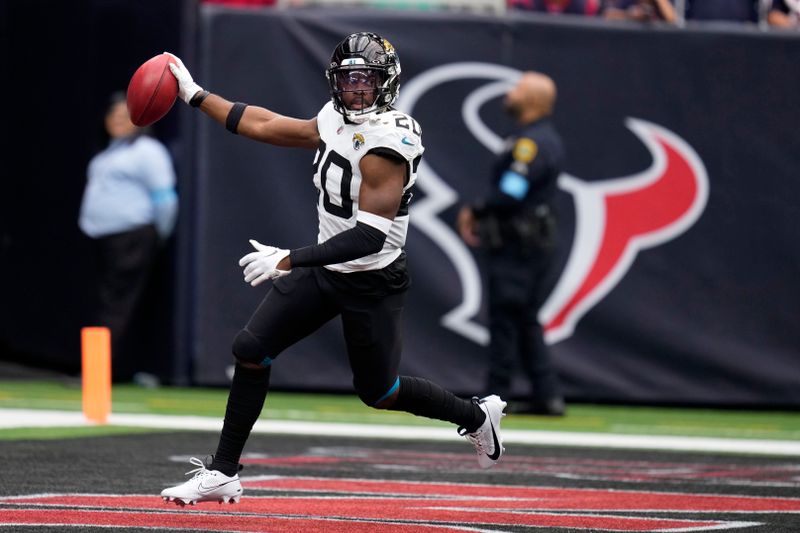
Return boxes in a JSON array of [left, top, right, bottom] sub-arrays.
[[1, 408, 799, 456]]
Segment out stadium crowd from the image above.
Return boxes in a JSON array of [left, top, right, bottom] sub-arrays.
[[203, 0, 797, 28]]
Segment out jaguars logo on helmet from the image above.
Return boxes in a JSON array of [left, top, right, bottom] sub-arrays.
[[326, 32, 401, 122]]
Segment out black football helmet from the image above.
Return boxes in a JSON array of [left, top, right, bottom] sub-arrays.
[[326, 32, 401, 121]]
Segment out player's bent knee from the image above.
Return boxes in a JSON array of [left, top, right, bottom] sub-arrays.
[[371, 395, 397, 410], [232, 328, 273, 368], [355, 389, 379, 408], [236, 359, 264, 370], [356, 377, 400, 410]]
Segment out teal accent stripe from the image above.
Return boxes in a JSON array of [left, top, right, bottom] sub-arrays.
[[151, 187, 177, 204], [374, 377, 400, 405]]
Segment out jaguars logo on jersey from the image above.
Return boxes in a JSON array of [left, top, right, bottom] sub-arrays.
[[353, 132, 365, 150]]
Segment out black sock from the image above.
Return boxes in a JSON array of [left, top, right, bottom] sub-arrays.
[[210, 363, 271, 476], [388, 376, 485, 432]]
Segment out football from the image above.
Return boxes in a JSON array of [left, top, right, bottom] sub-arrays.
[[126, 53, 178, 127]]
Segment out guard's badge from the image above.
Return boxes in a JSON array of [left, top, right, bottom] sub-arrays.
[[513, 138, 538, 164], [353, 132, 365, 150]]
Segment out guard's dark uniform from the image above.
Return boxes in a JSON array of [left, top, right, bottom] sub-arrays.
[[474, 117, 564, 411]]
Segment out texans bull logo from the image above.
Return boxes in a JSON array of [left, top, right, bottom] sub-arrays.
[[397, 63, 709, 346]]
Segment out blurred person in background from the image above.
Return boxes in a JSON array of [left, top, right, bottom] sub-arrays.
[[158, 32, 507, 506], [508, 0, 602, 15], [767, 0, 800, 27], [458, 72, 566, 417], [603, 0, 677, 23], [78, 92, 178, 385], [202, 0, 278, 5]]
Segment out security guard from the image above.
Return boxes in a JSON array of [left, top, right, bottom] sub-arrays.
[[458, 71, 565, 416]]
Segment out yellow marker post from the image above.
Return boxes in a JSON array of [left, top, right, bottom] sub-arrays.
[[81, 327, 112, 424]]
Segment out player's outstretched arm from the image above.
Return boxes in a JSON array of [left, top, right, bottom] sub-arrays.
[[166, 52, 319, 149], [196, 93, 319, 149], [235, 155, 405, 287], [235, 152, 404, 283], [279, 152, 405, 271]]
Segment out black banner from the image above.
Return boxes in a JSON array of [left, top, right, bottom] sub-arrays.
[[184, 6, 800, 406]]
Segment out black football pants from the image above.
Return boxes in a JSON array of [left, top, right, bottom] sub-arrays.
[[90, 224, 159, 382], [235, 266, 404, 406]]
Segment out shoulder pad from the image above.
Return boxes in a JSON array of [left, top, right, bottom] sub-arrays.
[[364, 111, 424, 161]]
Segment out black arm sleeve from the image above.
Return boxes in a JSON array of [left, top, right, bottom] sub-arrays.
[[290, 221, 387, 268]]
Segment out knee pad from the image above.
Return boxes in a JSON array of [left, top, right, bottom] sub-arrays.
[[354, 377, 400, 409], [232, 328, 273, 367], [355, 388, 377, 408]]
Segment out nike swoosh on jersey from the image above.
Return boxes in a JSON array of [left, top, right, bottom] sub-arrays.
[[401, 136, 415, 146], [198, 479, 238, 495], [487, 420, 502, 461]]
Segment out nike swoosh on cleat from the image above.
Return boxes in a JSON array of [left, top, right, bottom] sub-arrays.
[[487, 419, 502, 461], [197, 479, 237, 495]]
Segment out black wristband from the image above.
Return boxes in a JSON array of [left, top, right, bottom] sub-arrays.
[[189, 90, 210, 108], [225, 102, 248, 134]]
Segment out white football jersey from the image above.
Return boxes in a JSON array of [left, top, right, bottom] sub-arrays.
[[313, 101, 424, 273]]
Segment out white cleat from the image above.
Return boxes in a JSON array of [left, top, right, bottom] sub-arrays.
[[459, 395, 507, 469], [160, 457, 243, 505]]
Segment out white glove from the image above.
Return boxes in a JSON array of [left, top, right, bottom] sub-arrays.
[[238, 239, 291, 287], [164, 52, 203, 104]]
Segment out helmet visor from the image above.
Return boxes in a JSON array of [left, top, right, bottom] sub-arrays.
[[331, 68, 383, 111], [334, 69, 379, 90]]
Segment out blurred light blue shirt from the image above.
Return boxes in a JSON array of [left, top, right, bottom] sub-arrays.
[[79, 135, 178, 239]]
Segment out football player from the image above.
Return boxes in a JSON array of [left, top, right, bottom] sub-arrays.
[[160, 32, 506, 506]]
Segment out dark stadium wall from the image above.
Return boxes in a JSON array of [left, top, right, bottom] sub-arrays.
[[185, 7, 800, 407], [3, 3, 799, 407], [0, 0, 185, 377]]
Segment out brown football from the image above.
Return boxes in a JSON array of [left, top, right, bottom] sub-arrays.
[[126, 53, 178, 127]]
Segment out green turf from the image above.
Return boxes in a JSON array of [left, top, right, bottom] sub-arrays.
[[1, 380, 799, 441], [0, 425, 169, 440]]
